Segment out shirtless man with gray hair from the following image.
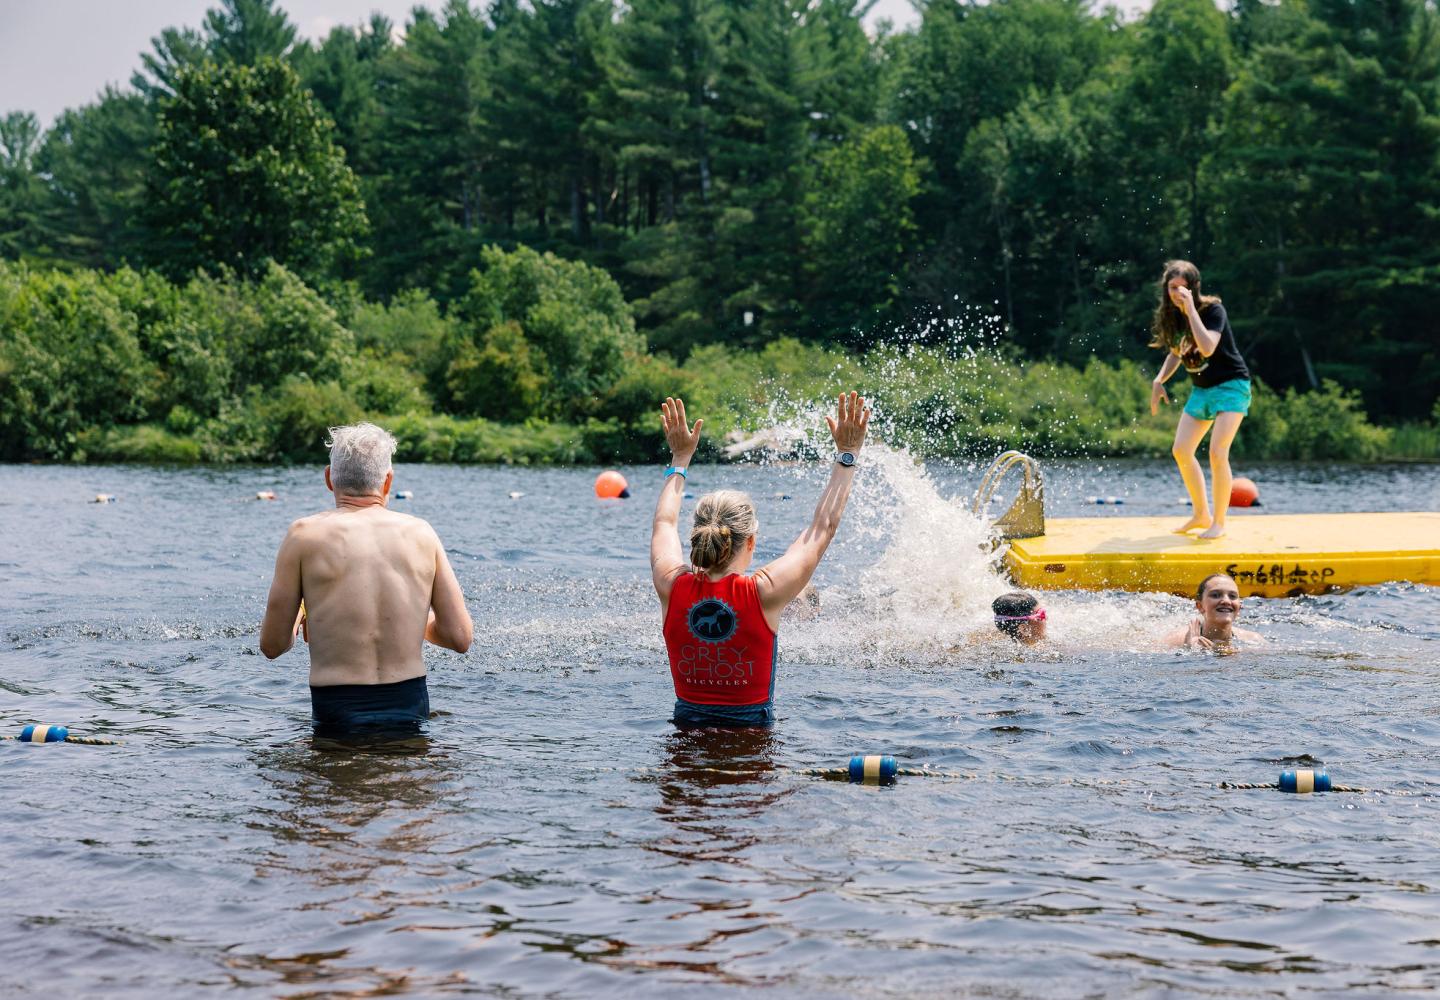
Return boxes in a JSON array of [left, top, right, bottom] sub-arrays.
[[260, 422, 472, 737]]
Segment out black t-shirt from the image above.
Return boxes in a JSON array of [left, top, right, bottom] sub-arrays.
[[1174, 301, 1249, 388]]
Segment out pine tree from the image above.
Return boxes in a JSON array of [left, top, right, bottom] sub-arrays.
[[293, 15, 394, 176], [204, 0, 298, 64], [37, 88, 156, 268], [1207, 0, 1440, 416], [367, 0, 490, 297], [592, 0, 725, 351], [0, 113, 47, 260], [487, 0, 611, 241]]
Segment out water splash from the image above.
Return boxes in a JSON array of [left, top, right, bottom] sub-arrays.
[[734, 399, 1193, 664]]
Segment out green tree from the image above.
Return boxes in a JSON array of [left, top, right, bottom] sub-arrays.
[[487, 0, 610, 241], [592, 0, 725, 349], [36, 89, 156, 268], [1116, 0, 1234, 257], [367, 1, 489, 296], [132, 26, 209, 100], [1206, 0, 1440, 417], [147, 58, 368, 283], [894, 0, 1115, 327], [204, 261, 356, 391], [0, 112, 47, 260], [802, 124, 920, 343], [204, 0, 297, 64], [292, 16, 393, 176]]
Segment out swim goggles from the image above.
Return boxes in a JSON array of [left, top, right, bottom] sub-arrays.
[[993, 608, 1046, 622]]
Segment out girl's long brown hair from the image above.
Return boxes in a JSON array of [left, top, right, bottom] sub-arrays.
[[1149, 259, 1222, 352]]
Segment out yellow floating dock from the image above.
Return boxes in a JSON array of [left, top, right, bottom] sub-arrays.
[[1003, 512, 1440, 597]]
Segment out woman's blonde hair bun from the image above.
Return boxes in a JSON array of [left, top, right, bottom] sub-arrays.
[[689, 490, 759, 576]]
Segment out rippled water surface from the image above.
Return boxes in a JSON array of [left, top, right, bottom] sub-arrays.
[[3, 457, 1439, 998]]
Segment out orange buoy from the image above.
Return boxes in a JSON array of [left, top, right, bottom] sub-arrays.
[[595, 470, 630, 499], [1230, 477, 1259, 507]]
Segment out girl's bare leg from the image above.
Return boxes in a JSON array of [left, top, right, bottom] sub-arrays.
[[1172, 413, 1213, 533], [1199, 411, 1245, 539]]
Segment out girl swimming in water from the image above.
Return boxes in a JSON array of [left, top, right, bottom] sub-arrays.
[[1162, 573, 1263, 651], [650, 393, 870, 726], [1148, 260, 1252, 539]]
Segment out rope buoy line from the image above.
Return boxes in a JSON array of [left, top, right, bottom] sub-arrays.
[[4, 733, 1423, 796], [623, 757, 1421, 796]]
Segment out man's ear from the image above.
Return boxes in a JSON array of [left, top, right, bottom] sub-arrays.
[[325, 466, 334, 493], [383, 469, 394, 498]]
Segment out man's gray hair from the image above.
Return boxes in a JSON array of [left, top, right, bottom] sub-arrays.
[[327, 422, 397, 494]]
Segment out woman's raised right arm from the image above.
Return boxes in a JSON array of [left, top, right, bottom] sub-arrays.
[[755, 392, 870, 622], [651, 397, 702, 608]]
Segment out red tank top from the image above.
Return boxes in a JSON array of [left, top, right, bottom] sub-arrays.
[[663, 572, 778, 706]]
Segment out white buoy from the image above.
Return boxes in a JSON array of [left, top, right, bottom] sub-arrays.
[[93, 493, 115, 504], [508, 491, 525, 500], [394, 489, 413, 500], [255, 490, 277, 501]]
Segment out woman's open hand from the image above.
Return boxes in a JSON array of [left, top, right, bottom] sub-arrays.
[[1149, 380, 1170, 416], [661, 396, 702, 464], [826, 391, 871, 453]]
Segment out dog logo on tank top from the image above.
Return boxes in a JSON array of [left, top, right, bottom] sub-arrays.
[[687, 598, 738, 643]]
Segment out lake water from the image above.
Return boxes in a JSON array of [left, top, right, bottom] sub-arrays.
[[2, 455, 1439, 998]]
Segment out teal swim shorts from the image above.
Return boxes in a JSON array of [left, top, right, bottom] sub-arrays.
[[1184, 378, 1251, 420]]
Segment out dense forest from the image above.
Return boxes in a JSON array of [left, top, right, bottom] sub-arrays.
[[1, 0, 1437, 464]]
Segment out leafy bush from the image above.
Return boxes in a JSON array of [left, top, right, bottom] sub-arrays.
[[74, 423, 204, 464], [0, 262, 156, 459], [387, 412, 591, 464], [0, 258, 1410, 467], [445, 321, 547, 421], [349, 289, 454, 392], [454, 246, 643, 419]]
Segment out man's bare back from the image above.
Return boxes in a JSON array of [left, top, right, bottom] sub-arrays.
[[268, 507, 457, 685], [260, 423, 471, 701]]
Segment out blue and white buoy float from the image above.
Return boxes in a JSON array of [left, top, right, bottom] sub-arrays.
[[848, 755, 898, 785], [1279, 768, 1332, 793]]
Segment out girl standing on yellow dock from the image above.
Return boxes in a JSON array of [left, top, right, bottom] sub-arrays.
[[1147, 260, 1252, 539]]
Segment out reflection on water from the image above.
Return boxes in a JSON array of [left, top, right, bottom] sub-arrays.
[[2, 459, 1439, 997], [648, 727, 790, 859]]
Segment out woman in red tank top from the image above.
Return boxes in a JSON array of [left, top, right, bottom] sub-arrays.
[[650, 392, 870, 726]]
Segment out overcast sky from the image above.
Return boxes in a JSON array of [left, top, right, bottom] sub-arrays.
[[1, 0, 1152, 129]]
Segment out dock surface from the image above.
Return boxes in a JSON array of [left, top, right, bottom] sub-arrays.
[[1003, 511, 1440, 596]]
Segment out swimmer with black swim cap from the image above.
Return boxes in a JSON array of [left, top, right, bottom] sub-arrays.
[[992, 591, 1047, 646], [1162, 572, 1263, 650]]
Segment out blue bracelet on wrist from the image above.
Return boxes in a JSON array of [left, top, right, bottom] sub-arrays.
[[664, 465, 687, 479]]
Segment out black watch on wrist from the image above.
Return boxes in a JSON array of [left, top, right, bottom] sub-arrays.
[[836, 451, 857, 468]]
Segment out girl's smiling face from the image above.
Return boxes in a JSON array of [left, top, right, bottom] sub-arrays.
[[1196, 575, 1241, 626]]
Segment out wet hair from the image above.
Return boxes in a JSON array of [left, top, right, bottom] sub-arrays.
[[327, 422, 397, 494], [1195, 573, 1234, 602], [689, 490, 759, 576], [1149, 259, 1222, 352], [992, 591, 1039, 639]]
